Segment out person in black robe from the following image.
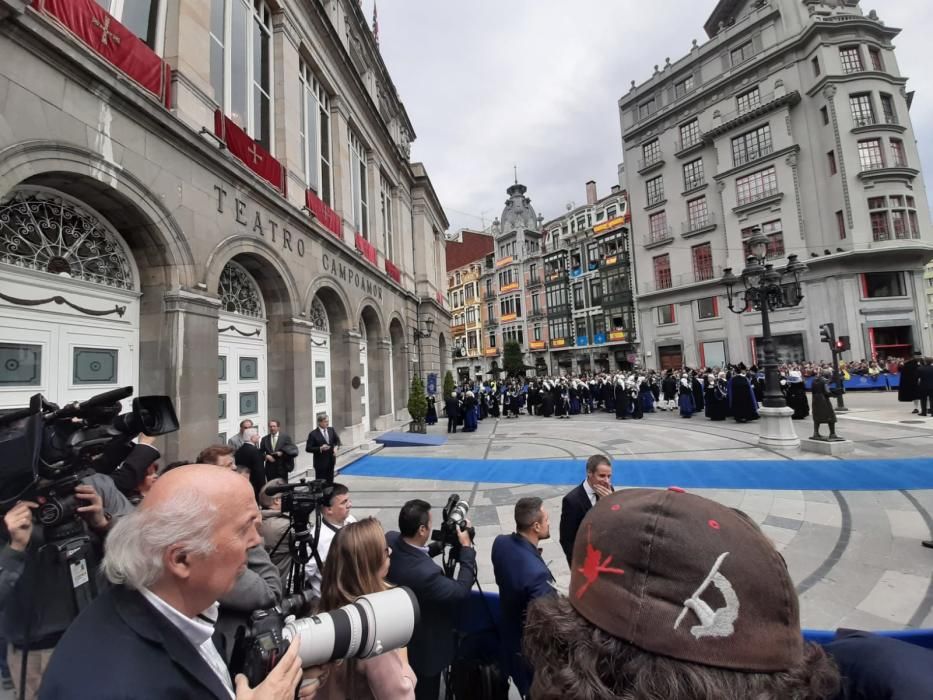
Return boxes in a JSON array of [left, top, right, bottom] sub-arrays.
[[691, 372, 705, 412], [661, 371, 678, 411], [541, 382, 555, 417], [728, 371, 759, 423], [785, 371, 810, 420], [899, 351, 923, 413], [425, 395, 438, 425], [630, 381, 643, 419], [614, 380, 629, 419], [649, 374, 661, 403], [706, 374, 729, 421]]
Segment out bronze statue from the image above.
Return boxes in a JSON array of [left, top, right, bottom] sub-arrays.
[[811, 369, 843, 441]]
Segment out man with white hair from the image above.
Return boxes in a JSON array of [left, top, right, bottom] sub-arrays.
[[39, 465, 321, 700]]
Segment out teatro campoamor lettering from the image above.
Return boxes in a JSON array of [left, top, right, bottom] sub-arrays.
[[322, 254, 384, 301], [213, 184, 305, 257]]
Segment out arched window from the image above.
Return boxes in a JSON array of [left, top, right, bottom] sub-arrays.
[[309, 296, 330, 333], [0, 188, 135, 290], [218, 261, 264, 318]]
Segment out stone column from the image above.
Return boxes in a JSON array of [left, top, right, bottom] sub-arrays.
[[373, 337, 392, 427], [156, 290, 221, 462], [273, 318, 315, 439], [339, 328, 364, 444]]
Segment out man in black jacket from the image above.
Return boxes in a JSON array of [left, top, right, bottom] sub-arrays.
[[386, 499, 475, 700], [917, 358, 933, 417], [305, 415, 341, 484], [559, 454, 613, 565], [260, 420, 298, 481], [444, 392, 460, 433]]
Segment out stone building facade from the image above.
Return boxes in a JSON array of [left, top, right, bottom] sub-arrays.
[[445, 229, 493, 381], [541, 181, 635, 374], [0, 0, 449, 459], [620, 0, 933, 370]]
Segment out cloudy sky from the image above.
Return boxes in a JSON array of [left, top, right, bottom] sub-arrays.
[[364, 0, 933, 233]]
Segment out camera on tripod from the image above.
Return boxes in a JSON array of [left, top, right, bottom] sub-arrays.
[[234, 587, 420, 687], [0, 386, 179, 528], [272, 478, 333, 524], [431, 493, 475, 546]]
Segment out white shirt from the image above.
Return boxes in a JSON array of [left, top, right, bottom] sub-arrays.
[[141, 588, 234, 699], [582, 479, 598, 507], [304, 514, 358, 597]]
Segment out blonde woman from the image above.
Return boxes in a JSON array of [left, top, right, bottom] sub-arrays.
[[318, 518, 416, 700]]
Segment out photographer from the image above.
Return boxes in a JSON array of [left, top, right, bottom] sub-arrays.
[[386, 500, 475, 700], [108, 434, 160, 502], [38, 464, 322, 700], [304, 484, 356, 600], [0, 474, 132, 699], [258, 479, 291, 583]]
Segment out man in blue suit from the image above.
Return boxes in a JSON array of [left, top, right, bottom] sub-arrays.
[[386, 499, 475, 700], [491, 497, 556, 698]]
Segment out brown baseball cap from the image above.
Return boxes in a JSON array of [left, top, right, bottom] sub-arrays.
[[569, 488, 802, 672]]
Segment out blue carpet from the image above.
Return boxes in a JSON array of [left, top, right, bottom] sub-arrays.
[[344, 455, 933, 491]]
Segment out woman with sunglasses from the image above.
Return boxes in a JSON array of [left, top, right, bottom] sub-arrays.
[[318, 517, 416, 700]]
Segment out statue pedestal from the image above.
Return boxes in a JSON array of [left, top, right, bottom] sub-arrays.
[[800, 438, 855, 456], [757, 406, 800, 449]]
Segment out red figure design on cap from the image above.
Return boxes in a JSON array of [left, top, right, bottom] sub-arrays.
[[575, 524, 625, 599]]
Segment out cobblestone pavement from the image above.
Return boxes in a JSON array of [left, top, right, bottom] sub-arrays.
[[329, 391, 933, 632]]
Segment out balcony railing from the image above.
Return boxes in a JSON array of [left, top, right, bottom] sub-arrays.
[[733, 142, 774, 167], [526, 274, 543, 288], [646, 193, 666, 207], [640, 266, 724, 294], [676, 137, 703, 154], [638, 152, 665, 173], [683, 176, 707, 191], [736, 185, 780, 207], [645, 226, 673, 248], [484, 317, 499, 328], [682, 212, 717, 235]]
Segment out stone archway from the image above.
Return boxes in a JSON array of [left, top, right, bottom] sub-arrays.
[[305, 283, 352, 436], [360, 303, 388, 430]]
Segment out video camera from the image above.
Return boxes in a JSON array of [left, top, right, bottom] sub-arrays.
[[0, 386, 178, 529], [235, 587, 420, 687], [267, 478, 333, 526], [431, 493, 475, 547]]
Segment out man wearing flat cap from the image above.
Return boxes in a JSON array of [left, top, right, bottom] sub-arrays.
[[523, 488, 841, 700]]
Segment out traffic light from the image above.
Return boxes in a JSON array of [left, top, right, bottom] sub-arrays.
[[835, 335, 850, 353], [819, 323, 835, 345]]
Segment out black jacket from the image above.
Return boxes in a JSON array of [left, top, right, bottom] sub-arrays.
[[305, 427, 341, 482], [234, 442, 265, 499], [39, 586, 231, 700], [385, 532, 476, 678], [559, 483, 593, 565], [917, 364, 933, 391], [444, 397, 461, 419], [260, 432, 298, 480], [108, 443, 161, 496]]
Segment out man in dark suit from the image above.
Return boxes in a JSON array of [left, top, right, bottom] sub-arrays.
[[386, 499, 475, 700], [491, 497, 556, 697], [559, 454, 613, 565], [305, 414, 341, 484], [917, 358, 933, 416], [260, 419, 298, 481], [234, 430, 266, 501], [444, 392, 460, 433], [38, 465, 316, 699]]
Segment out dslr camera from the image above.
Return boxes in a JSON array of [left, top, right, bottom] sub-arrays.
[[0, 386, 178, 530], [431, 493, 475, 547], [235, 587, 420, 686]]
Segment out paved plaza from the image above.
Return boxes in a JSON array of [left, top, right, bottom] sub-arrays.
[[323, 391, 933, 633]]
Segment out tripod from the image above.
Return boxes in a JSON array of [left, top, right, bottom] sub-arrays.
[[275, 506, 324, 597]]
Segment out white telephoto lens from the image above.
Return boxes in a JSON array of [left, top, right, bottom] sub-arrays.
[[354, 586, 420, 658]]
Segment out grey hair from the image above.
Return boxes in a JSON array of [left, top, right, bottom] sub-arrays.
[[102, 489, 220, 590]]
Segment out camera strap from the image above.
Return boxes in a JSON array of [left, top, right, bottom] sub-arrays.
[[54, 533, 96, 612]]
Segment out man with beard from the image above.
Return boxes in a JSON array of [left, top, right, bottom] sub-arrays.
[[728, 366, 759, 423], [491, 498, 556, 697]]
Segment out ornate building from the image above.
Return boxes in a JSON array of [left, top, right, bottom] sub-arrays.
[[621, 0, 933, 369], [481, 180, 545, 373], [0, 0, 450, 457], [445, 229, 494, 381]]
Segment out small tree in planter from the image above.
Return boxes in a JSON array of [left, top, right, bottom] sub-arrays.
[[407, 374, 428, 433], [443, 370, 456, 399], [503, 341, 524, 377]]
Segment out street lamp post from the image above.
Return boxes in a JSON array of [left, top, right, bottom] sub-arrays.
[[722, 228, 808, 449], [412, 315, 435, 382]]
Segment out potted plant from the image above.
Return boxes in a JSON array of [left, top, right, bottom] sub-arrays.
[[407, 374, 428, 434]]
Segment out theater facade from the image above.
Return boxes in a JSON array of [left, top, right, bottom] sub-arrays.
[[0, 0, 451, 459]]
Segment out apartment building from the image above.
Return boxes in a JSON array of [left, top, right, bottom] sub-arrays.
[[542, 182, 636, 374], [620, 0, 933, 370], [445, 229, 494, 379]]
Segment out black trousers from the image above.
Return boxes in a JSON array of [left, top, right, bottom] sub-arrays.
[[447, 416, 457, 433], [921, 390, 933, 415], [415, 673, 441, 700]]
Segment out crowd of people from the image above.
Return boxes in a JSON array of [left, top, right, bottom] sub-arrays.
[[1, 390, 930, 699]]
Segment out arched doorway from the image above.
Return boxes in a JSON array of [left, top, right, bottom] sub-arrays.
[[0, 187, 140, 409], [309, 296, 332, 423], [217, 260, 267, 443], [358, 319, 370, 432]]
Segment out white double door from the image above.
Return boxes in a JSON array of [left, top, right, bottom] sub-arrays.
[[217, 313, 267, 444], [310, 329, 332, 427], [359, 333, 370, 432]]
